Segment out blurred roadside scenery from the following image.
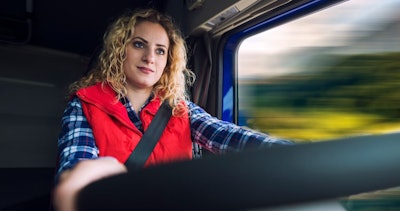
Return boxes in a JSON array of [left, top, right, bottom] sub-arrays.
[[238, 0, 400, 142]]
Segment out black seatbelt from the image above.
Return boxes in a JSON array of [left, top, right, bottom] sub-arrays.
[[125, 101, 172, 171]]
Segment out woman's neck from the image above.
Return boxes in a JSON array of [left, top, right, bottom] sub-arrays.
[[125, 88, 153, 112]]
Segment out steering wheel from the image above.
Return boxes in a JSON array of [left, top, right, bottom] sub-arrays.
[[77, 132, 400, 210]]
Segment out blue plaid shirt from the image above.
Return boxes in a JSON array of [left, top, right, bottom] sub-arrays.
[[56, 96, 293, 179]]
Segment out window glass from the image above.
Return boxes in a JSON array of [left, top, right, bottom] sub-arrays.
[[238, 0, 400, 142]]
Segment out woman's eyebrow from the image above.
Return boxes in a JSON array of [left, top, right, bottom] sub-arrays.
[[132, 36, 168, 48]]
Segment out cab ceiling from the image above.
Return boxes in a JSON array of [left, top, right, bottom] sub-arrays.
[[0, 0, 300, 56], [0, 0, 163, 56]]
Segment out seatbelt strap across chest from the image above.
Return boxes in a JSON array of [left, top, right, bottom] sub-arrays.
[[124, 101, 172, 171]]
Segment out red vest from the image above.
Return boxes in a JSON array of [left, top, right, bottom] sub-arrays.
[[76, 83, 192, 167]]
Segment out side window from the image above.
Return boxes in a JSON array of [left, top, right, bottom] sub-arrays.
[[238, 0, 400, 142]]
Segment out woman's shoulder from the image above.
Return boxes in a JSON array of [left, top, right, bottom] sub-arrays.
[[185, 100, 198, 110], [185, 100, 209, 116], [67, 95, 82, 107]]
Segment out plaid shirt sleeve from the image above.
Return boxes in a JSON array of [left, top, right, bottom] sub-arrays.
[[56, 96, 99, 181], [187, 101, 293, 154]]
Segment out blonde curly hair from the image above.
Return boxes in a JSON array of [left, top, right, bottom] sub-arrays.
[[69, 8, 195, 115]]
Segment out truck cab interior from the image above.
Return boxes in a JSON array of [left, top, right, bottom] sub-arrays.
[[1, 0, 400, 210]]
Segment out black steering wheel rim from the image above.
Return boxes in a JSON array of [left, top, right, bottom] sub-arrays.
[[78, 132, 400, 210]]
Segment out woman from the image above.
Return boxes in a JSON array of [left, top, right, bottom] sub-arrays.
[[53, 8, 292, 211]]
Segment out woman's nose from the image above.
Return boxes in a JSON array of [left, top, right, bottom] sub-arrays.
[[142, 49, 155, 64]]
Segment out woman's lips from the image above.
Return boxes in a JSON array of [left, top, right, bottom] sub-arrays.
[[138, 66, 154, 73]]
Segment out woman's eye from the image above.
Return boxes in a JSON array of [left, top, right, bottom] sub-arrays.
[[156, 48, 166, 55], [133, 41, 144, 48]]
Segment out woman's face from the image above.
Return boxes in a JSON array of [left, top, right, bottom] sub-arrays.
[[123, 20, 169, 91]]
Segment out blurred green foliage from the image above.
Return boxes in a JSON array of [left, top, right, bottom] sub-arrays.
[[239, 52, 400, 141]]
